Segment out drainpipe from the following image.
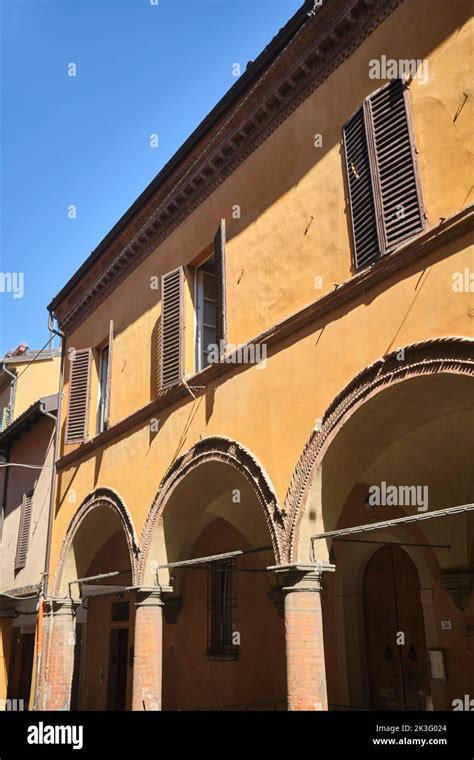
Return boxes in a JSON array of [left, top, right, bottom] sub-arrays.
[[0, 448, 9, 554], [42, 318, 65, 598], [33, 313, 66, 710], [39, 402, 57, 422]]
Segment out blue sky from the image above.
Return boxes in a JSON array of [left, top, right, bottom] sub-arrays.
[[0, 0, 301, 355]]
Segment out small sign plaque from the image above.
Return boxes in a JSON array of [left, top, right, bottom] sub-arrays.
[[429, 649, 447, 682]]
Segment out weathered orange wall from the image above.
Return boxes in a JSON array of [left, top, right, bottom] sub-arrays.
[[163, 519, 286, 710], [8, 357, 60, 421], [1, 416, 55, 593], [44, 0, 474, 711], [51, 0, 473, 575]]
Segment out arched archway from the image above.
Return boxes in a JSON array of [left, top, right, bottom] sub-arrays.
[[138, 437, 286, 710], [139, 436, 285, 587], [54, 488, 140, 597], [285, 338, 474, 710], [43, 489, 139, 711]]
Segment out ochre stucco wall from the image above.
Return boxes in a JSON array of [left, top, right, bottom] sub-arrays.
[[40, 0, 474, 713], [1, 416, 55, 593], [49, 0, 473, 616], [9, 357, 60, 421], [58, 0, 473, 435]]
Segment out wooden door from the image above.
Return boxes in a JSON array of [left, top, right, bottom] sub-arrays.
[[7, 631, 35, 708], [106, 627, 129, 711], [363, 545, 430, 710]]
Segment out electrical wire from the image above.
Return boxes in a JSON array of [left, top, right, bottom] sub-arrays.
[[0, 463, 53, 469], [10, 336, 56, 382]]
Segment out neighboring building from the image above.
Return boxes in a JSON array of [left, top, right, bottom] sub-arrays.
[[0, 346, 60, 709], [37, 0, 473, 712]]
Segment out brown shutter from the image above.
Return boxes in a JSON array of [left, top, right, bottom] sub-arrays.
[[343, 106, 381, 270], [104, 319, 114, 428], [367, 79, 425, 250], [65, 347, 92, 444], [15, 491, 33, 571], [214, 219, 227, 356], [160, 267, 184, 389]]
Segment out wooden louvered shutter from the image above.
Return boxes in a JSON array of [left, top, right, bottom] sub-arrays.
[[343, 106, 381, 269], [15, 491, 33, 570], [214, 219, 227, 356], [160, 267, 184, 389], [367, 79, 424, 250], [1, 404, 11, 431], [65, 348, 92, 444], [104, 319, 114, 428]]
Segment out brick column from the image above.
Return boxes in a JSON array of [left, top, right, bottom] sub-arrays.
[[39, 598, 76, 711], [274, 562, 334, 711], [132, 587, 169, 711]]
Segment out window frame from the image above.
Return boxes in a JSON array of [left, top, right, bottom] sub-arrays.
[[206, 558, 238, 660], [195, 257, 218, 373], [96, 343, 110, 435]]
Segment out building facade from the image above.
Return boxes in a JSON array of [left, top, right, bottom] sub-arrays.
[[0, 347, 60, 709], [37, 0, 473, 711]]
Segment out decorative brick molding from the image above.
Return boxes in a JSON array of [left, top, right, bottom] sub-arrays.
[[139, 436, 285, 579], [50, 0, 403, 334], [284, 337, 474, 562], [53, 487, 140, 597]]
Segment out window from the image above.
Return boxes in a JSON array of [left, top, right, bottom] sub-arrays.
[[15, 491, 33, 571], [207, 559, 238, 659], [65, 348, 92, 444], [97, 344, 109, 434], [159, 219, 227, 390], [196, 257, 218, 371], [111, 601, 129, 622], [343, 79, 425, 270]]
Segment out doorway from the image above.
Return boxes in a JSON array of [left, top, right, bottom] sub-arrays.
[[363, 545, 430, 710], [7, 629, 35, 708], [106, 627, 129, 711]]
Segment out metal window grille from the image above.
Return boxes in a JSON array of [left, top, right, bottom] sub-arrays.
[[207, 558, 238, 658]]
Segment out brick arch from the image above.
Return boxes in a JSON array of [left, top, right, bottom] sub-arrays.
[[139, 435, 285, 582], [284, 337, 474, 562], [53, 487, 140, 597]]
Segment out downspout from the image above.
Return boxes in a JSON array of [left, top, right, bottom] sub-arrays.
[[42, 316, 66, 598], [33, 314, 66, 710], [0, 447, 10, 572], [0, 364, 15, 630]]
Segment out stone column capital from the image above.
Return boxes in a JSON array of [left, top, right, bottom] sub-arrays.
[[45, 597, 77, 617], [129, 586, 173, 608], [269, 561, 335, 593]]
